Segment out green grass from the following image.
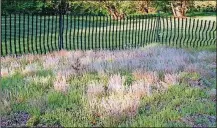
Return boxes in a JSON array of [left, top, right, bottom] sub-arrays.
[[186, 12, 216, 17], [1, 72, 216, 127]]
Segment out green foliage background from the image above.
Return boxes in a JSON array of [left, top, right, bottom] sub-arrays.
[[2, 0, 216, 15]]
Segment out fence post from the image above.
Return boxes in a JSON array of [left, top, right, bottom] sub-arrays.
[[155, 11, 161, 43]]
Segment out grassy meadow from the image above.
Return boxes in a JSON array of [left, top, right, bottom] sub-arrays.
[[1, 44, 216, 127]]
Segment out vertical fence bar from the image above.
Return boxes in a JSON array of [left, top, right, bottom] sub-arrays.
[[31, 13, 34, 53], [51, 14, 54, 51], [206, 20, 213, 45], [1, 15, 3, 56], [116, 18, 119, 49], [138, 15, 141, 46], [149, 15, 154, 44], [130, 16, 133, 48], [109, 15, 112, 49], [77, 15, 80, 49], [186, 18, 191, 47], [102, 15, 105, 49], [193, 19, 199, 47], [61, 14, 64, 50], [59, 12, 63, 50], [197, 20, 203, 47], [119, 16, 122, 49], [205, 21, 211, 46], [135, 15, 138, 48], [184, 18, 188, 47], [128, 15, 131, 48], [115, 18, 118, 49], [47, 14, 51, 51], [27, 14, 30, 53], [198, 20, 205, 46], [35, 14, 38, 53], [132, 15, 135, 47], [4, 14, 8, 55], [140, 15, 144, 47], [91, 15, 94, 49], [147, 15, 151, 44], [73, 15, 76, 49], [125, 16, 128, 49], [212, 21, 216, 45], [180, 18, 184, 47], [165, 17, 169, 45], [125, 16, 129, 49], [153, 15, 157, 42], [161, 17, 165, 44], [121, 16, 125, 49], [88, 15, 91, 49], [66, 13, 68, 49], [55, 13, 58, 50], [202, 20, 207, 46], [199, 20, 205, 47], [156, 14, 161, 43], [172, 17, 176, 46], [14, 14, 17, 55], [81, 15, 84, 50], [9, 13, 12, 54], [84, 15, 87, 50], [105, 16, 108, 49], [112, 16, 115, 50], [69, 14, 72, 49], [192, 19, 197, 47], [99, 15, 102, 49], [80, 15, 83, 50], [176, 18, 180, 47], [168, 17, 172, 46], [151, 15, 156, 43], [23, 13, 26, 53], [1, 15, 4, 56], [144, 15, 148, 45], [190, 19, 196, 47], [43, 14, 47, 52], [94, 15, 97, 49], [39, 13, 43, 54]]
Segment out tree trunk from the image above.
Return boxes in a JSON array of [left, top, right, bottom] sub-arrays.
[[105, 5, 125, 20], [100, 0, 125, 20], [138, 1, 150, 13], [171, 1, 187, 19]]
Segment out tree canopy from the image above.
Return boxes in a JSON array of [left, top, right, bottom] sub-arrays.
[[2, 0, 216, 18]]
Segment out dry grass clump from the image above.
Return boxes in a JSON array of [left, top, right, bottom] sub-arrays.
[[88, 46, 195, 74], [86, 74, 152, 122], [53, 75, 69, 94], [132, 71, 179, 91], [107, 74, 125, 94], [22, 63, 40, 75], [2, 45, 215, 79], [86, 81, 105, 98], [1, 68, 10, 77]]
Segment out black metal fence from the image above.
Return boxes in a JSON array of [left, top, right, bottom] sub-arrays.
[[1, 12, 216, 56]]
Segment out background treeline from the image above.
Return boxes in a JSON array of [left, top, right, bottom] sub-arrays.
[[2, 0, 216, 17]]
